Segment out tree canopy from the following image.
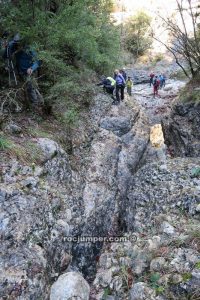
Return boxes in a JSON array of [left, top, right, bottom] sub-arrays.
[[0, 0, 119, 73], [0, 0, 120, 115], [124, 11, 152, 58]]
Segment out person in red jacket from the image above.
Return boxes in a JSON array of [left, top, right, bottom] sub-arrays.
[[153, 76, 160, 97]]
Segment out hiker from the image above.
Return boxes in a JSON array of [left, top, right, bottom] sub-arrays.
[[114, 69, 126, 104], [159, 74, 164, 88], [149, 72, 155, 87], [120, 68, 127, 81], [97, 76, 116, 98], [162, 74, 166, 87], [2, 33, 43, 108], [153, 75, 160, 97], [126, 76, 133, 96]]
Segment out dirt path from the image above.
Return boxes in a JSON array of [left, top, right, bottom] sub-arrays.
[[130, 79, 187, 125]]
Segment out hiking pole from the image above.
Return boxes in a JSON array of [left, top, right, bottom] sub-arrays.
[[9, 58, 17, 85], [6, 47, 17, 86]]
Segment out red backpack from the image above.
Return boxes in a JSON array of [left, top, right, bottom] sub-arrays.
[[153, 78, 160, 87]]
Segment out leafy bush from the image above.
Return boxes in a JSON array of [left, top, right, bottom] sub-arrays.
[[0, 0, 120, 118], [63, 107, 79, 128], [182, 273, 192, 282], [124, 11, 152, 58], [179, 77, 200, 105], [0, 136, 12, 150]]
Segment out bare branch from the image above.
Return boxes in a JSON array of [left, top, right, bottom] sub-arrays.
[[154, 0, 200, 78]]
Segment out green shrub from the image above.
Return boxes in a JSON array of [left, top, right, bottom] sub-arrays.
[[63, 107, 79, 128], [151, 53, 164, 65], [195, 262, 200, 269], [0, 0, 120, 120], [155, 286, 165, 294], [124, 11, 152, 58], [182, 273, 192, 282], [0, 136, 12, 150]]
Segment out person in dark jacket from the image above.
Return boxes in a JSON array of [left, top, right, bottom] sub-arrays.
[[3, 33, 43, 108], [114, 69, 126, 104], [153, 75, 160, 97], [97, 76, 116, 96], [149, 72, 155, 87], [3, 34, 40, 75]]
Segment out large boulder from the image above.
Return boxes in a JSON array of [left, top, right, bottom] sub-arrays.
[[37, 138, 71, 181], [100, 116, 132, 136], [130, 282, 156, 300], [50, 272, 90, 300], [37, 138, 64, 161]]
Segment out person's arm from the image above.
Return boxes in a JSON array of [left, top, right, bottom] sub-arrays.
[[119, 74, 126, 85], [27, 50, 40, 75]]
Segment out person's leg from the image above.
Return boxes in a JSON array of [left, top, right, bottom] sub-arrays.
[[116, 85, 120, 103], [121, 85, 125, 101], [26, 76, 43, 109], [156, 86, 158, 96], [153, 86, 156, 97], [106, 87, 112, 95], [110, 87, 115, 100], [107, 87, 116, 101]]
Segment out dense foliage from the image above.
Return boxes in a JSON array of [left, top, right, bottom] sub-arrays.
[[124, 11, 152, 58], [0, 0, 120, 116]]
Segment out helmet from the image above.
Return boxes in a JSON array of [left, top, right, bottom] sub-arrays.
[[13, 33, 22, 42]]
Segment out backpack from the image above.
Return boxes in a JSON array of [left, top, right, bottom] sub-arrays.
[[153, 78, 159, 87]]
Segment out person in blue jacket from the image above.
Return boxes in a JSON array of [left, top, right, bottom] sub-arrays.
[[4, 34, 40, 75], [114, 69, 126, 104], [3, 33, 43, 108]]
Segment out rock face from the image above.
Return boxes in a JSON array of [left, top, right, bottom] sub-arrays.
[[50, 272, 90, 300], [129, 69, 150, 84], [4, 122, 22, 134], [162, 102, 200, 157], [130, 282, 156, 300], [1, 71, 200, 300], [126, 157, 200, 232], [92, 210, 200, 300], [100, 116, 133, 136], [0, 93, 151, 298], [72, 99, 150, 277]]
